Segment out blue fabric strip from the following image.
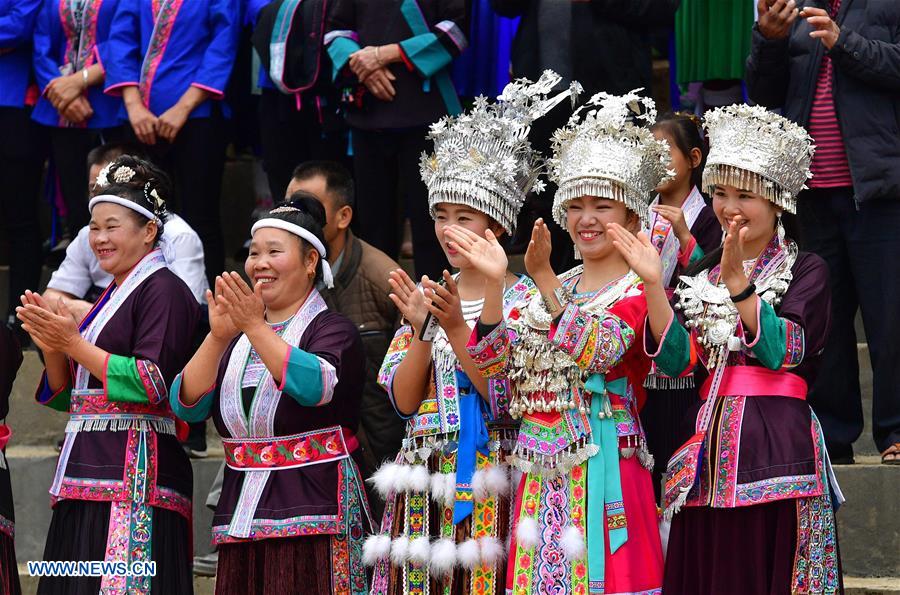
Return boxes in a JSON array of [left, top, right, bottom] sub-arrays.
[[398, 0, 461, 116], [453, 370, 489, 524], [584, 373, 629, 593]]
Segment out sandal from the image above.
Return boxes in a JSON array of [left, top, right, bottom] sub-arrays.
[[881, 443, 900, 465]]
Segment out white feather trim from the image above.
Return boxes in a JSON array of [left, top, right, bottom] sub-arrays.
[[516, 516, 539, 549], [430, 472, 448, 503], [393, 465, 412, 492], [362, 534, 392, 566], [479, 536, 505, 565], [408, 536, 431, 564], [429, 539, 457, 576], [390, 536, 410, 565], [408, 465, 430, 493], [443, 473, 457, 506], [369, 463, 400, 497], [560, 525, 586, 561], [472, 469, 489, 501], [484, 465, 510, 498], [457, 538, 481, 569]]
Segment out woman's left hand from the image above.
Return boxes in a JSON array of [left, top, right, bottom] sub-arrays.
[[349, 46, 383, 82], [422, 270, 466, 333], [720, 219, 750, 294], [46, 73, 84, 111], [15, 291, 82, 354], [215, 272, 266, 333], [524, 218, 554, 281]]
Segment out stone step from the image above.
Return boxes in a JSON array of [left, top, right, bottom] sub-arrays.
[[17, 564, 217, 595], [7, 446, 223, 567], [3, 450, 898, 579], [845, 576, 900, 595]]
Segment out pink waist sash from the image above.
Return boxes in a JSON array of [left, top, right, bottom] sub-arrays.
[[701, 366, 808, 400]]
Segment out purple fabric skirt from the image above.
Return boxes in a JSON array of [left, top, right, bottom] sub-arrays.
[[216, 536, 333, 595], [663, 500, 844, 595]]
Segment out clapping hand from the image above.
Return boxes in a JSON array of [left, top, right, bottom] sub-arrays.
[[16, 291, 81, 355], [422, 270, 466, 333], [719, 219, 751, 295], [206, 282, 239, 342], [388, 268, 430, 333], [443, 225, 508, 282], [524, 218, 554, 280], [214, 272, 266, 334], [607, 223, 664, 286]]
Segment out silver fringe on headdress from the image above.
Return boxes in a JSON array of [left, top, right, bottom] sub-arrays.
[[420, 70, 581, 235], [549, 90, 673, 226], [702, 104, 814, 214]]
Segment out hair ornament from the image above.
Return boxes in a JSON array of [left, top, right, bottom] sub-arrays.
[[113, 165, 136, 184]]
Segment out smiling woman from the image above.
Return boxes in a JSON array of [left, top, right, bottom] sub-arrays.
[[17, 155, 201, 594], [169, 198, 372, 595]]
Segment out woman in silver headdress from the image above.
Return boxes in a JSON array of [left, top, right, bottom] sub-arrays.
[[363, 72, 573, 595], [610, 104, 842, 594], [461, 90, 669, 595]]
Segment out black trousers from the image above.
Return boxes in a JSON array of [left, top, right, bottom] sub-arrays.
[[47, 126, 123, 233], [0, 107, 45, 319], [351, 126, 449, 279], [129, 114, 227, 288], [258, 88, 349, 201], [798, 187, 900, 455]]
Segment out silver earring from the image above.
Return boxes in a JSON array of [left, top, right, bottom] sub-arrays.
[[776, 214, 785, 247]]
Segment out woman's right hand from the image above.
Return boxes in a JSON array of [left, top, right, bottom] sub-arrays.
[[61, 96, 94, 125], [443, 225, 508, 282], [125, 101, 158, 145], [206, 287, 239, 342], [607, 222, 664, 286], [364, 67, 396, 102], [387, 268, 429, 333]]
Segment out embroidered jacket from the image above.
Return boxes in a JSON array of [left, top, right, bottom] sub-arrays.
[[104, 0, 240, 118], [32, 0, 123, 128], [368, 276, 533, 595], [35, 251, 201, 519], [170, 290, 371, 549], [467, 270, 653, 475], [647, 239, 834, 509], [0, 0, 42, 108]]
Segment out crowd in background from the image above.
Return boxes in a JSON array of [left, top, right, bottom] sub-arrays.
[[0, 0, 899, 592]]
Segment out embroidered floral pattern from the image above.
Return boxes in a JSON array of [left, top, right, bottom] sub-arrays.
[[139, 0, 184, 104], [136, 359, 167, 404], [783, 320, 805, 369], [222, 428, 348, 470]]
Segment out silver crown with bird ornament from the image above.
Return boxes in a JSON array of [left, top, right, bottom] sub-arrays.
[[549, 89, 673, 227], [702, 104, 814, 214], [420, 70, 581, 235]]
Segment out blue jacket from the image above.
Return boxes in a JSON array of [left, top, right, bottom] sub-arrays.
[[31, 0, 123, 128], [0, 0, 42, 108], [104, 0, 241, 119]]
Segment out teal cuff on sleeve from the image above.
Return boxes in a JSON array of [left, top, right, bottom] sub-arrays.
[[168, 373, 215, 423], [399, 32, 453, 78]]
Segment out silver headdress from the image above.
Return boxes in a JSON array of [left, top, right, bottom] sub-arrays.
[[702, 104, 814, 214], [420, 70, 581, 235], [549, 90, 672, 227]]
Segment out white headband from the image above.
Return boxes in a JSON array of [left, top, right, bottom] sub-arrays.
[[251, 218, 334, 288], [89, 194, 158, 222]]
